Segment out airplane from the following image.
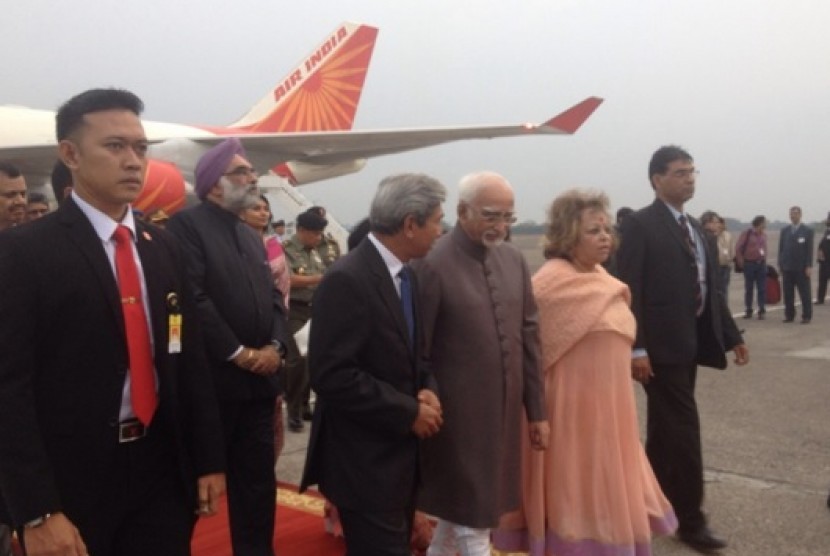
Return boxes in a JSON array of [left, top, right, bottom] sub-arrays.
[[0, 21, 603, 217]]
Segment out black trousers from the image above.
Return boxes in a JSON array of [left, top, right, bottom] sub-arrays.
[[643, 362, 705, 534], [782, 269, 812, 320], [817, 262, 830, 303], [338, 505, 415, 556], [219, 398, 277, 556], [0, 524, 11, 556], [22, 421, 194, 556]]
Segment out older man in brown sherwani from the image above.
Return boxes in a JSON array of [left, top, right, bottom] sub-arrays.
[[413, 171, 549, 555]]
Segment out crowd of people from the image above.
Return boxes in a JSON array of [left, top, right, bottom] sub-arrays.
[[697, 205, 826, 326], [2, 87, 827, 556]]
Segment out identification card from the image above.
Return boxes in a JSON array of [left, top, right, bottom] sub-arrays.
[[168, 314, 182, 354], [166, 292, 182, 354]]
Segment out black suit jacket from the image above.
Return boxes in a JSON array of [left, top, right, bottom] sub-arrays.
[[0, 199, 224, 527], [167, 201, 287, 401], [778, 223, 814, 272], [299, 239, 436, 511], [616, 199, 742, 368], [818, 228, 830, 267]]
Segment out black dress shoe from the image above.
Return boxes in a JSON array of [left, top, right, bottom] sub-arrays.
[[783, 318, 794, 323], [302, 408, 314, 421], [801, 318, 811, 324], [678, 527, 727, 552], [288, 418, 304, 433]]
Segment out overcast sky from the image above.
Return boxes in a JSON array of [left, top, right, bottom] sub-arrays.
[[4, 0, 830, 225]]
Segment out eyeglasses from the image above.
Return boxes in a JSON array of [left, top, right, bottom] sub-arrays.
[[471, 206, 518, 225], [668, 169, 699, 179], [223, 166, 258, 178]]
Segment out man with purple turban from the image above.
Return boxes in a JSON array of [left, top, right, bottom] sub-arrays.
[[167, 138, 288, 556]]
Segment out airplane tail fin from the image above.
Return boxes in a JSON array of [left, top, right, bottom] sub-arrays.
[[227, 22, 378, 133]]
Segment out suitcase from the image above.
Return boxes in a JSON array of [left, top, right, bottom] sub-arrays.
[[766, 266, 781, 304]]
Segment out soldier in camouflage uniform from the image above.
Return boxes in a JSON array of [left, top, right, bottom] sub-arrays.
[[282, 210, 328, 431], [306, 206, 342, 268]]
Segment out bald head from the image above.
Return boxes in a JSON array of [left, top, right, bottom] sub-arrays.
[[458, 171, 514, 206]]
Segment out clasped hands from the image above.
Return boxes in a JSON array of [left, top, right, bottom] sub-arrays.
[[412, 389, 443, 439], [233, 345, 282, 375]]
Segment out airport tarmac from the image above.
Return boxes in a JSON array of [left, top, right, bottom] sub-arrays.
[[276, 238, 830, 555]]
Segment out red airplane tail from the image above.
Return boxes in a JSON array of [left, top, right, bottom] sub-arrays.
[[225, 22, 378, 133]]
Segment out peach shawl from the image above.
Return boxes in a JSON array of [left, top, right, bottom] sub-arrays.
[[532, 258, 634, 372]]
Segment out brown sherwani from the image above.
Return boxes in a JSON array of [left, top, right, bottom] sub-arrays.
[[413, 224, 546, 528]]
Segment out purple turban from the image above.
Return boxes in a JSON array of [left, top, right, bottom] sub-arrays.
[[194, 138, 247, 200]]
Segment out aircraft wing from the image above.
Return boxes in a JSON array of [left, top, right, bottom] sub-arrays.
[[1, 97, 602, 187], [210, 96, 603, 168], [0, 145, 63, 186]]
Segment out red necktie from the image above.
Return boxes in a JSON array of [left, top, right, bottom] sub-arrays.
[[112, 225, 157, 425]]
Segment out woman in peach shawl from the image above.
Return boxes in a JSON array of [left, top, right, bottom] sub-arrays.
[[493, 189, 676, 556]]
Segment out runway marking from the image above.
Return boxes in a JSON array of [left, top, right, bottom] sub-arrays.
[[785, 344, 830, 360], [706, 468, 827, 497]]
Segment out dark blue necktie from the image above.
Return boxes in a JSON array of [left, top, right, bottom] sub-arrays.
[[398, 266, 415, 347]]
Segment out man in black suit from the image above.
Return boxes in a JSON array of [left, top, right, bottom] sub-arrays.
[[300, 173, 446, 555], [167, 138, 287, 556], [0, 88, 225, 555], [778, 206, 814, 323], [616, 145, 749, 553], [817, 213, 830, 304]]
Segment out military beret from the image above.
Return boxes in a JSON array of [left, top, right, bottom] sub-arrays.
[[296, 211, 328, 231]]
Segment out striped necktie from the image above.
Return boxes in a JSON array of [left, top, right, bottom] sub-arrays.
[[678, 215, 703, 315]]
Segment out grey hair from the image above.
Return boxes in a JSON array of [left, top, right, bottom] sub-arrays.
[[457, 171, 513, 205], [369, 173, 447, 235]]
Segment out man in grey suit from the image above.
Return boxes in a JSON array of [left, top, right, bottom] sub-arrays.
[[778, 205, 814, 323], [616, 145, 749, 553], [414, 172, 548, 555]]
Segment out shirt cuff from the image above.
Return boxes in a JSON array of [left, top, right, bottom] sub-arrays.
[[632, 348, 647, 359], [227, 345, 244, 361]]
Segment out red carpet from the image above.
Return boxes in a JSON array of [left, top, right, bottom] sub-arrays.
[[192, 484, 345, 556]]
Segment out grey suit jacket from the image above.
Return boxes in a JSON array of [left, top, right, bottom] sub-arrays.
[[778, 223, 814, 272]]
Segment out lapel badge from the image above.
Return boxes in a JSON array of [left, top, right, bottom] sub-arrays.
[[166, 292, 181, 313], [142, 231, 152, 241]]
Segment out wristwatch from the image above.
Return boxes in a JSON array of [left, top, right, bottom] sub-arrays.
[[271, 340, 287, 357], [23, 513, 52, 529]]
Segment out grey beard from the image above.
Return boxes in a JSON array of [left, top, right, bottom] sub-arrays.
[[219, 178, 258, 212]]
